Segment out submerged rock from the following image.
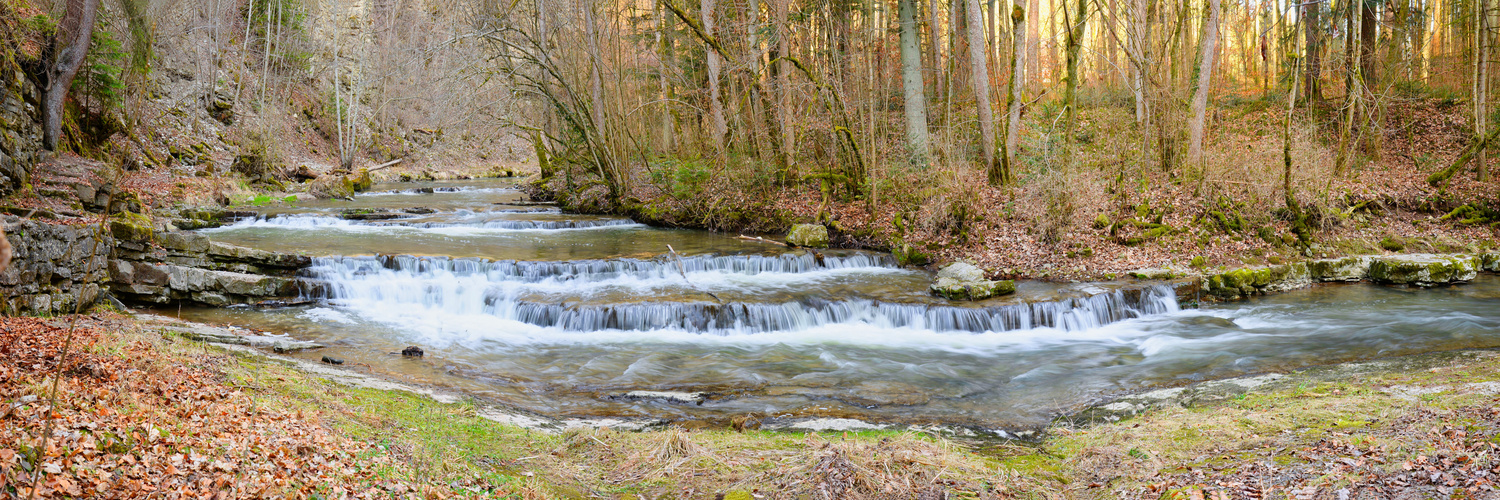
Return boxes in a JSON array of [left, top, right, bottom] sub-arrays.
[[785, 224, 829, 248], [1368, 254, 1480, 286], [929, 262, 1015, 300], [401, 346, 424, 357]]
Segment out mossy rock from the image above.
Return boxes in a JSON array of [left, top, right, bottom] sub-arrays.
[[892, 242, 931, 266], [929, 277, 1015, 301], [1482, 252, 1500, 272], [1129, 268, 1176, 280], [785, 224, 829, 248], [1190, 256, 1208, 269], [1379, 236, 1406, 252], [109, 217, 155, 243], [1308, 256, 1372, 282], [351, 168, 373, 192], [1093, 213, 1111, 229], [1368, 254, 1479, 286]]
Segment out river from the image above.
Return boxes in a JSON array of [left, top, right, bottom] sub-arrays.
[[176, 179, 1500, 431]]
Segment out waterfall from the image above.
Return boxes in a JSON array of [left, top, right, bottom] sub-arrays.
[[299, 253, 1179, 335]]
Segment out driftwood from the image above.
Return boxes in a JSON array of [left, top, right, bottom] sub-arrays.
[[667, 244, 722, 303], [367, 158, 404, 172], [735, 235, 788, 246]]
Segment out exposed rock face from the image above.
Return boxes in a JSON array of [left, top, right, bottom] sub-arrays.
[[1367, 254, 1480, 286], [0, 218, 110, 315], [0, 64, 42, 197], [785, 224, 829, 248], [3, 214, 310, 315], [929, 262, 1016, 300]]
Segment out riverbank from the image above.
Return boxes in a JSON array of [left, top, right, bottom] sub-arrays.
[[7, 310, 1500, 498]]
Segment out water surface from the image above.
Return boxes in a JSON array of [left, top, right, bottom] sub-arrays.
[[185, 180, 1500, 429]]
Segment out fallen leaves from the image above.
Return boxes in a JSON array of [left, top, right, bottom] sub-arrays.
[[0, 315, 446, 499]]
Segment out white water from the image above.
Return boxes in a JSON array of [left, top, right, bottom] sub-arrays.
[[297, 252, 1180, 343]]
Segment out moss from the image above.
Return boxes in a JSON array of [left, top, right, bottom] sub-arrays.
[[1379, 236, 1405, 252], [892, 242, 931, 266], [109, 212, 155, 243], [1190, 256, 1208, 269]]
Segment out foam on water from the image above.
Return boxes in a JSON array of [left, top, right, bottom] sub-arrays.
[[296, 252, 1183, 347]]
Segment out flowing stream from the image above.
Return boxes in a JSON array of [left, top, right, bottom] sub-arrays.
[[181, 179, 1500, 430]]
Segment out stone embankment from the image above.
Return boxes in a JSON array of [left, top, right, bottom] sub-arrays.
[[1193, 253, 1500, 300], [2, 214, 310, 315]]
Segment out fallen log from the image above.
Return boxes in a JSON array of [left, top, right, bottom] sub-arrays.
[[1428, 127, 1500, 187]]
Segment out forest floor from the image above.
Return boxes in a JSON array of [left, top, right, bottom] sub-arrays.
[[6, 311, 1500, 499], [534, 97, 1500, 281]]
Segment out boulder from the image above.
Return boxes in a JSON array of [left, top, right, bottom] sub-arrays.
[[785, 224, 829, 248], [937, 262, 985, 282], [1308, 256, 1372, 282], [1368, 254, 1480, 286], [1203, 264, 1315, 299], [1481, 252, 1500, 272], [930, 263, 1015, 300]]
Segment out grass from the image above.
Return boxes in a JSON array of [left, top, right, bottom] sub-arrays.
[[46, 316, 1500, 498]]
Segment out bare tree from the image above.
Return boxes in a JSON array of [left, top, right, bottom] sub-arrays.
[[1061, 0, 1088, 158], [1477, 0, 1490, 181], [899, 0, 931, 162], [997, 4, 1025, 186], [703, 0, 727, 153], [967, 0, 997, 174], [1187, 0, 1221, 166], [41, 0, 103, 150], [1301, 0, 1321, 100]]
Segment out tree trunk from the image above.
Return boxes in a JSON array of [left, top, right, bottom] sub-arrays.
[[1301, 0, 1321, 100], [1187, 0, 1220, 166], [967, 0, 997, 172], [1359, 0, 1377, 88], [42, 0, 102, 151], [1129, 0, 1149, 124], [1027, 0, 1040, 91], [926, 0, 945, 99], [703, 0, 728, 153], [585, 0, 605, 139], [1062, 0, 1088, 161], [1478, 0, 1490, 182], [997, 4, 1025, 186], [658, 2, 676, 152], [774, 0, 792, 180], [899, 0, 932, 162], [1284, 39, 1302, 211]]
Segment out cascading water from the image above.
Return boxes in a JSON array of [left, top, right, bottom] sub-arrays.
[[298, 253, 1179, 335], [188, 179, 1500, 429]]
